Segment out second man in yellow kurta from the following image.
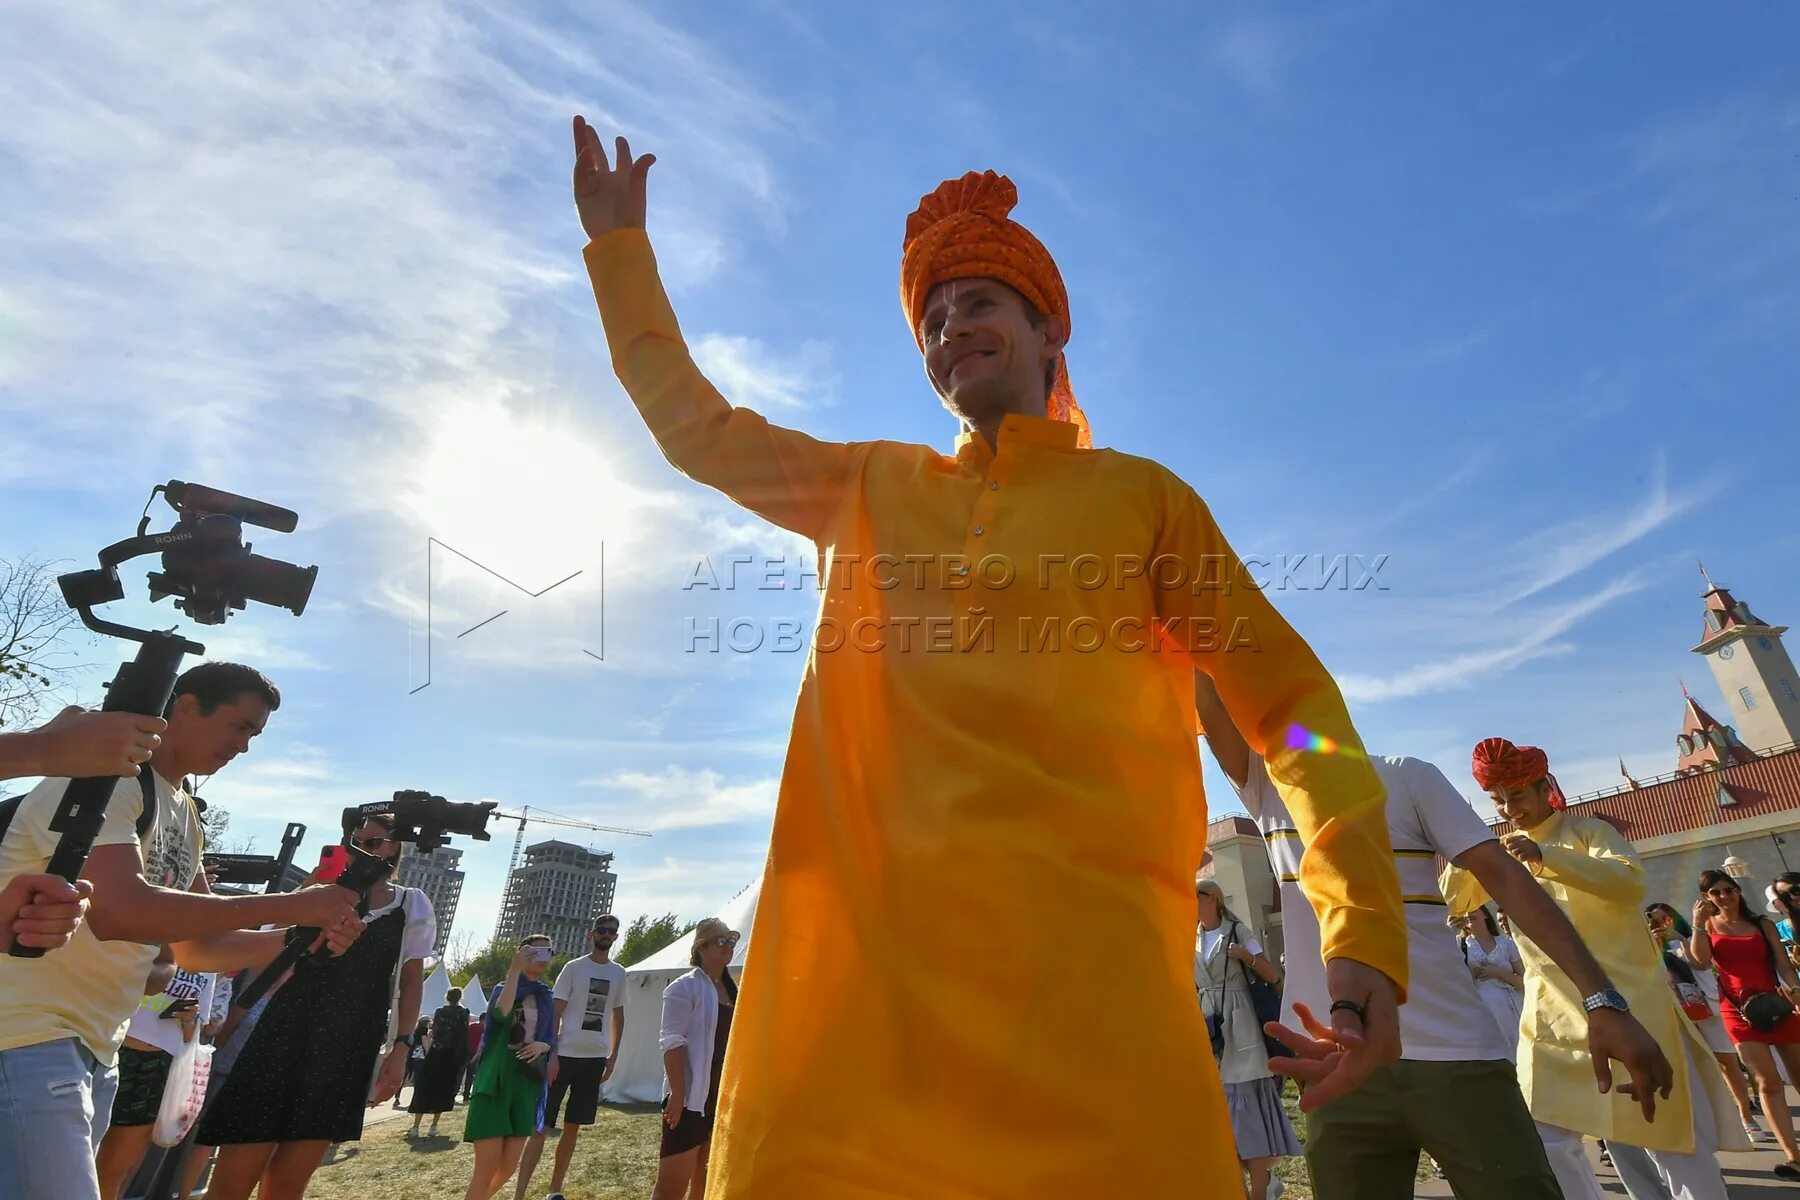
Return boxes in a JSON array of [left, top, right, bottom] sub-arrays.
[[1443, 738, 1746, 1200]]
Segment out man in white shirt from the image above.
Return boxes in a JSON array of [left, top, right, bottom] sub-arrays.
[[516, 913, 629, 1200], [1196, 675, 1669, 1200]]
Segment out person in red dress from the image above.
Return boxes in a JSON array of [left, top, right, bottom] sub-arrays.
[[1689, 867, 1800, 1180]]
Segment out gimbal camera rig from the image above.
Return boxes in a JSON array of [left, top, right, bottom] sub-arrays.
[[9, 481, 317, 959], [232, 790, 497, 1008]]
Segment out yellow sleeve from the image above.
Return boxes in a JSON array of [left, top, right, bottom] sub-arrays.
[[1439, 862, 1493, 918], [1154, 480, 1407, 995], [1534, 818, 1645, 904], [584, 230, 855, 540]]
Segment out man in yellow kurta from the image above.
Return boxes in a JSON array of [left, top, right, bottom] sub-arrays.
[[571, 118, 1409, 1198], [1442, 738, 1746, 1200]]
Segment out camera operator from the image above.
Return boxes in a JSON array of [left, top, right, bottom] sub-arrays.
[[197, 811, 435, 1200], [0, 662, 364, 1200], [0, 707, 169, 953]]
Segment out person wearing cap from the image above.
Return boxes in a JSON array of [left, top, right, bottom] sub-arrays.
[[1197, 680, 1670, 1200], [570, 117, 1410, 1198], [514, 913, 629, 1200], [1442, 738, 1747, 1200], [654, 917, 740, 1200]]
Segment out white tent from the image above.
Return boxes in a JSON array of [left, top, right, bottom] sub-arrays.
[[463, 971, 485, 1010], [604, 881, 761, 1104], [421, 962, 450, 1018]]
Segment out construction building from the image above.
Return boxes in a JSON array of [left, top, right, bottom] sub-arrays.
[[497, 839, 618, 953], [396, 845, 466, 958]]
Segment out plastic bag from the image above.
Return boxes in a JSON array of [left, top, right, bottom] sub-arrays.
[[152, 1041, 213, 1147]]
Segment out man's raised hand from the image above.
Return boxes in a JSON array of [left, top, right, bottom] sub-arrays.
[[572, 116, 654, 241]]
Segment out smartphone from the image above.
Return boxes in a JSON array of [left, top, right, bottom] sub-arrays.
[[523, 945, 553, 967], [316, 845, 349, 882]]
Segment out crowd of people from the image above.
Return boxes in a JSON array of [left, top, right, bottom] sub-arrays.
[[1191, 704, 1800, 1200], [0, 108, 1789, 1200]]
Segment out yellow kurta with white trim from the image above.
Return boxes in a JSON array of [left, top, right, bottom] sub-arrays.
[[586, 229, 1406, 1198], [1442, 811, 1747, 1154]]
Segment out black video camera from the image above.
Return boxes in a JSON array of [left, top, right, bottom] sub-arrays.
[[341, 791, 498, 854], [60, 480, 317, 625]]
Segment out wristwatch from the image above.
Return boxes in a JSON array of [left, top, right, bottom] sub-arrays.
[[1582, 988, 1630, 1015]]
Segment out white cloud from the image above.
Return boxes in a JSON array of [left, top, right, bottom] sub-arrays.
[[579, 764, 778, 831], [1498, 458, 1716, 606], [691, 335, 834, 412], [1340, 574, 1649, 703]]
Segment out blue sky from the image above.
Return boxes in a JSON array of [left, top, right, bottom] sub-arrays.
[[4, 2, 1797, 954]]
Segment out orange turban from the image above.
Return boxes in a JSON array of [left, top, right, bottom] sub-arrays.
[[1471, 737, 1567, 809], [900, 170, 1089, 448]]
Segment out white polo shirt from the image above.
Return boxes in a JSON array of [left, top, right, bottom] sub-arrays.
[[1236, 753, 1512, 1062]]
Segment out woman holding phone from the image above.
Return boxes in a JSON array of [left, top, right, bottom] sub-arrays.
[[196, 814, 435, 1200], [462, 935, 558, 1200]]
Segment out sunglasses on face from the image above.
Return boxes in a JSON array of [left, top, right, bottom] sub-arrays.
[[350, 833, 395, 852], [1706, 887, 1739, 898], [703, 936, 738, 949]]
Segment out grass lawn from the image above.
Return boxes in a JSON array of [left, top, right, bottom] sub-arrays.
[[302, 1103, 665, 1200], [297, 1086, 1427, 1199]]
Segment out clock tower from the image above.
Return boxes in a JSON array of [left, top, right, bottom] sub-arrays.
[[1693, 562, 1800, 752]]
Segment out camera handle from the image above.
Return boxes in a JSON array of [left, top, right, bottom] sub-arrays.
[[232, 846, 390, 1009], [9, 626, 201, 960]]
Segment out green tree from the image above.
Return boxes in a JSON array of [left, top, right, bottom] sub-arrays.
[[616, 912, 696, 967], [450, 934, 519, 993]]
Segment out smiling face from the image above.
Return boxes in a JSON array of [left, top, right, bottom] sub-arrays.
[[1488, 779, 1553, 831], [1704, 877, 1745, 919], [918, 279, 1064, 431]]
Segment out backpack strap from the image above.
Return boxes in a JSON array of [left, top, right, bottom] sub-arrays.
[[135, 765, 159, 841], [0, 766, 158, 855]]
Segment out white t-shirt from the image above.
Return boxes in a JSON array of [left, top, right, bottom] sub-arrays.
[[1236, 753, 1511, 1062], [552, 956, 629, 1058], [0, 771, 202, 1064]]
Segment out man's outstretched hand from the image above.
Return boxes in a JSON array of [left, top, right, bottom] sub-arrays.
[[572, 116, 654, 241], [1265, 959, 1401, 1112]]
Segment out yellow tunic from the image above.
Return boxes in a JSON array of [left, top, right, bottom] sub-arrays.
[[586, 229, 1407, 1198], [1442, 811, 1746, 1154]]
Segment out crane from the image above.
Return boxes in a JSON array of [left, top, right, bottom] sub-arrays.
[[494, 806, 650, 938], [494, 805, 650, 875]]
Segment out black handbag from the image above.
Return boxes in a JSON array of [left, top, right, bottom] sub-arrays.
[[1740, 919, 1796, 1033]]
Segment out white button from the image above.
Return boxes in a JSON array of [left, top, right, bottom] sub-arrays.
[[972, 525, 985, 536], [954, 565, 969, 575], [989, 482, 1000, 490]]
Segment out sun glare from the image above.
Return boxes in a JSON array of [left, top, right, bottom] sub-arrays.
[[405, 404, 648, 584]]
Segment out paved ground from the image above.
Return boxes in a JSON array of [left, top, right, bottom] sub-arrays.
[[1415, 1118, 1800, 1198]]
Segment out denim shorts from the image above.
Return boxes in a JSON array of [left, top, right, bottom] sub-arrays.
[[0, 1037, 121, 1200]]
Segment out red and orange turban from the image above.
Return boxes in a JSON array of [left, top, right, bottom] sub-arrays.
[[1471, 737, 1567, 809], [900, 170, 1090, 448]]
